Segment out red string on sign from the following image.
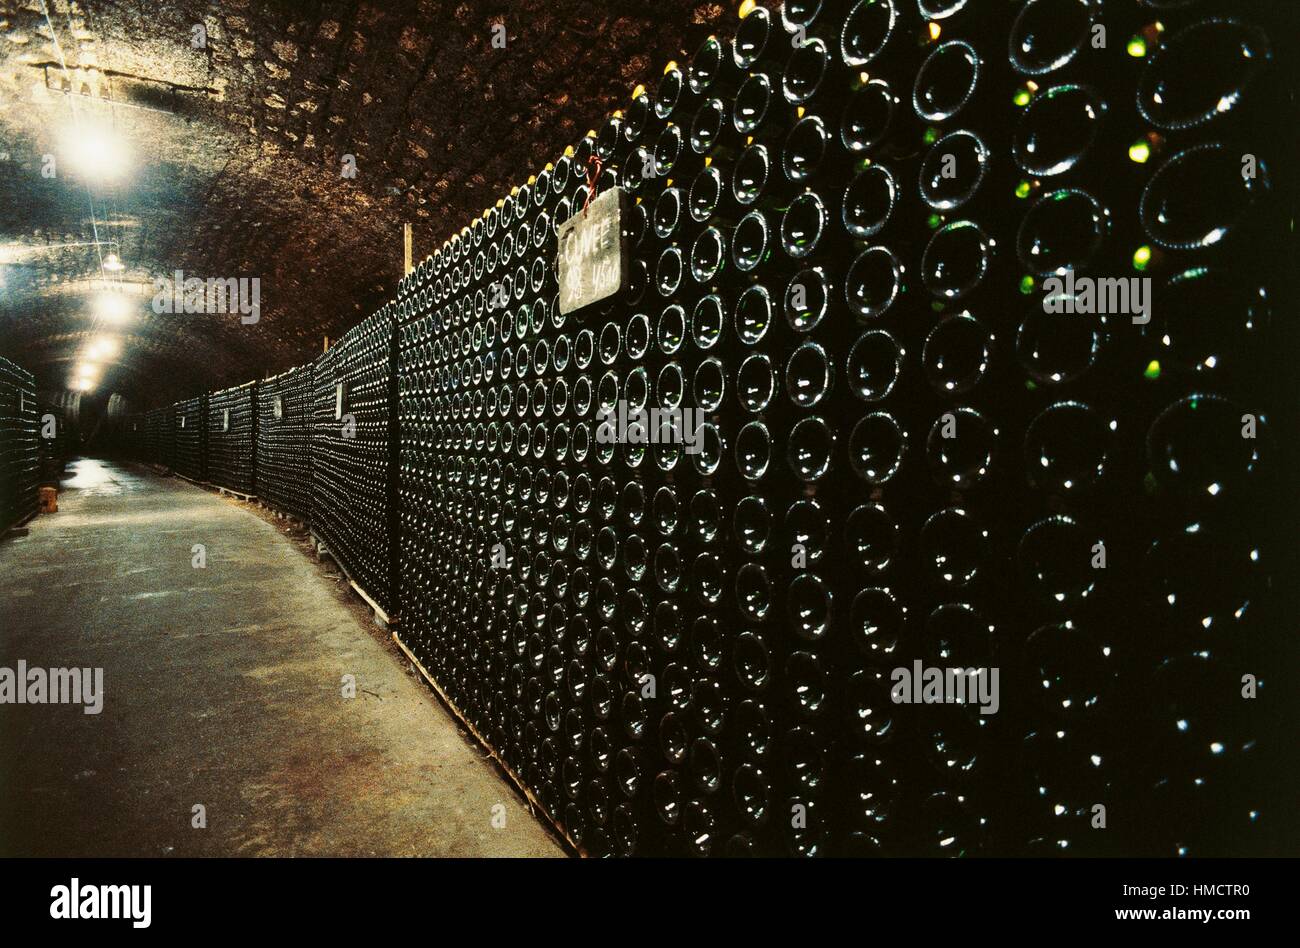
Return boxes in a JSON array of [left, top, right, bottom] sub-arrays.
[[582, 155, 603, 216]]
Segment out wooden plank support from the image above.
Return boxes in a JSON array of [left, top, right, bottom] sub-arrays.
[[311, 531, 396, 628], [349, 578, 394, 629], [172, 471, 211, 489]]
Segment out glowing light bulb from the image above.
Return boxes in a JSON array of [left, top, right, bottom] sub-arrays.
[[95, 291, 131, 324], [59, 119, 133, 183], [87, 335, 121, 360]]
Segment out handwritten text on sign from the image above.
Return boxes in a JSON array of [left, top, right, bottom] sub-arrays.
[[557, 186, 627, 315]]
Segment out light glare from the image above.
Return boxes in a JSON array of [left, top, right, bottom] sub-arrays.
[[60, 120, 133, 183]]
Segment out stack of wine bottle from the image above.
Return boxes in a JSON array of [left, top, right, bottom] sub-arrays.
[[311, 306, 399, 616], [109, 0, 1286, 856], [207, 383, 257, 495], [35, 398, 74, 481], [143, 406, 173, 471], [388, 0, 1286, 856], [1085, 0, 1282, 857], [120, 414, 144, 460], [257, 363, 314, 520], [0, 354, 39, 531], [173, 395, 209, 482]]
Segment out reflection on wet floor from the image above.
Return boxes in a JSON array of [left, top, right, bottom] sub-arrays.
[[61, 458, 145, 496]]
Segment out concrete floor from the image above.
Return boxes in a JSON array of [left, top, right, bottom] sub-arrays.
[[0, 458, 564, 857]]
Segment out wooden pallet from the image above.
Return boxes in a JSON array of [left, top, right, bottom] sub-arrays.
[[172, 471, 211, 489], [212, 484, 257, 503], [256, 500, 308, 530], [349, 577, 394, 629], [391, 631, 585, 857], [311, 531, 396, 629]]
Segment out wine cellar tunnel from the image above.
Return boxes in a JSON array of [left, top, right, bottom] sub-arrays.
[[0, 0, 1296, 861]]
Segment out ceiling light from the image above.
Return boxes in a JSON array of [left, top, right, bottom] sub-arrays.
[[60, 119, 133, 183], [95, 291, 132, 324], [86, 335, 121, 360]]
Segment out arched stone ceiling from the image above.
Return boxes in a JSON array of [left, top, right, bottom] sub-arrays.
[[0, 0, 727, 406]]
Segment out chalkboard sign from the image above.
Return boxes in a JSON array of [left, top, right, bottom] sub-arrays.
[[557, 186, 627, 316]]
